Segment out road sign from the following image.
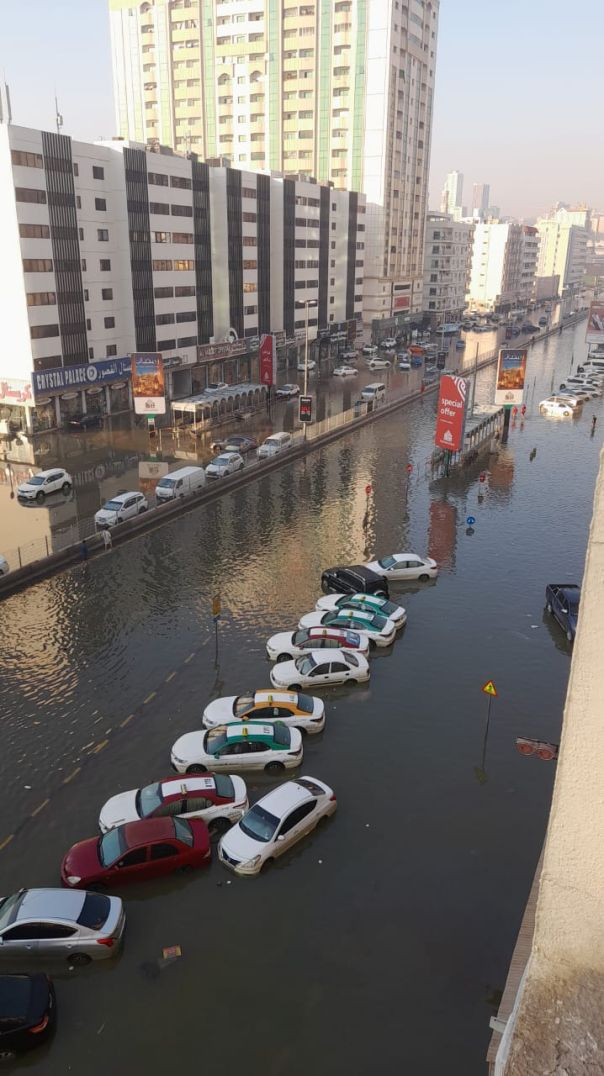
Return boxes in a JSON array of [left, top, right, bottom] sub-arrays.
[[299, 395, 313, 423], [482, 680, 498, 697], [466, 515, 476, 526], [212, 594, 221, 618], [406, 463, 413, 474], [365, 483, 372, 496]]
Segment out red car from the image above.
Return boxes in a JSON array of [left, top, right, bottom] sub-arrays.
[[61, 817, 210, 889]]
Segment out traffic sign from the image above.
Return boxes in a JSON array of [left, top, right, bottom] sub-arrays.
[[466, 515, 476, 526], [299, 395, 313, 423], [365, 483, 372, 496], [212, 593, 221, 618], [482, 680, 498, 697]]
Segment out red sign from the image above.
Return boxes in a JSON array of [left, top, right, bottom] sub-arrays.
[[393, 295, 411, 311], [365, 484, 372, 496], [299, 395, 312, 422], [259, 334, 276, 386], [434, 375, 469, 452]]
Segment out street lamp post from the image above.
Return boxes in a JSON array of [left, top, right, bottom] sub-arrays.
[[295, 298, 318, 438]]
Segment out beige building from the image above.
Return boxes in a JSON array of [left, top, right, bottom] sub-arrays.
[[466, 222, 539, 313], [109, 0, 440, 324], [422, 212, 473, 321], [535, 206, 589, 298]]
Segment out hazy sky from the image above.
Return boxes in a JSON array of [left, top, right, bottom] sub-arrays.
[[1, 0, 602, 219]]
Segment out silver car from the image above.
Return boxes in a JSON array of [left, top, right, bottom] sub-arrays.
[[0, 888, 125, 966]]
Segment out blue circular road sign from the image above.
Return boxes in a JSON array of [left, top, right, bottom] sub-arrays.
[[466, 515, 476, 526]]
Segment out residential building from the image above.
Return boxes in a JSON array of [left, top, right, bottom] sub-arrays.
[[466, 222, 539, 312], [109, 0, 440, 325], [440, 170, 463, 216], [535, 206, 589, 297], [0, 122, 364, 432], [471, 182, 490, 220], [422, 212, 473, 322]]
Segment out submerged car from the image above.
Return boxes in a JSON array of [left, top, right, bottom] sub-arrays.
[[275, 384, 300, 399], [223, 435, 258, 454], [539, 398, 575, 417], [98, 773, 248, 834], [315, 592, 407, 628], [365, 553, 438, 582], [202, 690, 324, 733], [321, 565, 389, 598], [332, 365, 357, 377], [0, 888, 124, 965], [270, 649, 370, 690], [171, 723, 303, 775], [218, 776, 336, 876], [298, 609, 396, 648], [61, 817, 211, 888], [545, 583, 580, 642], [0, 974, 56, 1053], [266, 626, 369, 663]]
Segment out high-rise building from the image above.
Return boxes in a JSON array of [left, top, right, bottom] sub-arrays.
[[109, 0, 440, 323], [440, 170, 463, 216], [471, 182, 490, 219], [466, 222, 539, 312], [535, 206, 589, 297], [423, 212, 473, 321]]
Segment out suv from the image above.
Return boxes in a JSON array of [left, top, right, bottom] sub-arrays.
[[321, 565, 389, 599], [94, 491, 148, 529], [17, 469, 72, 502], [0, 888, 125, 965]]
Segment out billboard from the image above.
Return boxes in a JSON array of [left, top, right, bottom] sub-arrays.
[[434, 374, 469, 452], [586, 301, 604, 344], [131, 353, 166, 415], [299, 395, 313, 422], [495, 348, 528, 405], [0, 378, 33, 407], [393, 295, 411, 311], [32, 357, 131, 400], [259, 334, 276, 386]]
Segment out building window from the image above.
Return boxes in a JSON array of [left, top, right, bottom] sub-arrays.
[[148, 172, 169, 186], [101, 288, 113, 300], [154, 231, 171, 243], [76, 196, 82, 209], [149, 202, 170, 215], [81, 258, 86, 271], [11, 150, 43, 168], [19, 223, 50, 239], [172, 232, 194, 244], [97, 228, 109, 241], [73, 162, 79, 176], [175, 310, 196, 322], [92, 165, 105, 180], [177, 335, 197, 347], [22, 258, 53, 272], [243, 259, 257, 269], [241, 187, 257, 199], [156, 313, 175, 325], [153, 259, 173, 271], [84, 289, 89, 301], [86, 318, 92, 331], [171, 175, 192, 190], [157, 338, 176, 350], [95, 197, 107, 211], [26, 291, 56, 306], [100, 259, 111, 271], [104, 316, 115, 329], [30, 324, 59, 339], [79, 228, 84, 241], [174, 259, 194, 270], [171, 204, 193, 217], [106, 344, 117, 356], [154, 286, 174, 298], [15, 187, 46, 204], [175, 285, 195, 297]]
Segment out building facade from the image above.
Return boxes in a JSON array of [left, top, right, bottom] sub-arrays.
[[439, 169, 463, 216], [471, 182, 489, 219], [535, 206, 589, 297], [422, 212, 473, 321], [466, 222, 539, 312], [0, 122, 364, 432], [109, 0, 440, 323]]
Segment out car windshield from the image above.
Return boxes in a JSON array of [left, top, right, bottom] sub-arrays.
[[272, 724, 291, 747], [77, 892, 111, 930], [295, 655, 317, 675], [292, 629, 311, 645], [214, 455, 231, 465], [99, 827, 126, 867], [103, 500, 123, 511], [206, 729, 228, 754], [295, 693, 314, 714], [234, 695, 254, 717], [157, 477, 174, 488], [378, 555, 397, 569], [213, 774, 234, 798], [344, 631, 361, 647], [136, 782, 163, 818], [173, 818, 193, 846], [239, 804, 280, 843], [27, 476, 45, 486], [0, 892, 25, 931]]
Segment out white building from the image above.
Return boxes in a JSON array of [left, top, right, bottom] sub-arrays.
[[536, 206, 589, 297], [422, 212, 473, 321], [0, 122, 364, 432], [440, 170, 463, 216], [466, 222, 539, 312]]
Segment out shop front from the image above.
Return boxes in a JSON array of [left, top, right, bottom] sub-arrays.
[[31, 357, 132, 430]]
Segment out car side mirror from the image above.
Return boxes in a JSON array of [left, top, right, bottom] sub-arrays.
[[277, 834, 285, 842]]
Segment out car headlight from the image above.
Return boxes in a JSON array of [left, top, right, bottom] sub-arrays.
[[243, 855, 261, 869], [66, 875, 81, 885], [172, 756, 184, 765]]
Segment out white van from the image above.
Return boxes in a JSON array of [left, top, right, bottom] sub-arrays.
[[155, 465, 206, 502], [584, 358, 604, 375], [257, 431, 293, 459], [361, 382, 386, 403]]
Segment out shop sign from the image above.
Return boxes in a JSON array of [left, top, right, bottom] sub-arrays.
[[0, 378, 33, 407], [259, 334, 276, 386], [32, 358, 131, 400], [196, 339, 248, 362]]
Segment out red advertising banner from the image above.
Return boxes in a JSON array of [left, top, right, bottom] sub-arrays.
[[586, 301, 604, 344], [259, 334, 276, 386], [434, 374, 469, 452], [393, 295, 411, 311]]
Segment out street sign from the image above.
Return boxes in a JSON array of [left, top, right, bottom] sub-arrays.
[[212, 594, 221, 618], [365, 483, 372, 496], [516, 737, 558, 761], [482, 680, 498, 697], [299, 395, 313, 423], [466, 515, 476, 526], [406, 463, 413, 474]]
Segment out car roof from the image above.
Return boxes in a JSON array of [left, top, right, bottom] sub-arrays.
[[160, 775, 217, 801], [32, 468, 66, 479], [226, 723, 273, 740], [307, 626, 357, 638], [304, 648, 360, 661], [105, 491, 140, 503], [254, 690, 300, 705], [123, 818, 178, 845], [254, 780, 312, 817], [325, 565, 379, 580], [17, 888, 84, 922]]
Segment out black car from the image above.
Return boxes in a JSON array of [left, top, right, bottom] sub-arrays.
[[223, 435, 258, 453], [0, 974, 55, 1054], [66, 412, 103, 430], [321, 565, 389, 599]]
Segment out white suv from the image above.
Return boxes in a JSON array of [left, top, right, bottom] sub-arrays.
[[17, 468, 72, 502], [95, 491, 148, 529]]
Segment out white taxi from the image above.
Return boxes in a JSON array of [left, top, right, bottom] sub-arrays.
[[202, 689, 325, 734], [298, 608, 396, 647], [315, 592, 407, 629], [98, 773, 248, 834], [266, 626, 369, 663], [270, 649, 370, 690], [170, 723, 303, 775]]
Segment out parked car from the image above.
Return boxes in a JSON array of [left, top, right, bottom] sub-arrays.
[[321, 564, 389, 598], [296, 360, 316, 372], [367, 358, 391, 370], [66, 412, 103, 430], [298, 609, 396, 648], [275, 384, 300, 399], [202, 689, 325, 734], [171, 723, 303, 775], [218, 776, 336, 876], [205, 451, 245, 479], [559, 376, 599, 391], [223, 435, 258, 454], [0, 974, 56, 1053], [155, 465, 205, 501], [380, 337, 397, 349], [545, 583, 580, 642], [538, 316, 548, 326], [341, 349, 358, 361], [0, 555, 8, 576], [95, 491, 148, 529], [61, 817, 211, 888], [205, 382, 229, 393], [332, 365, 357, 377], [0, 888, 124, 965], [266, 625, 370, 663], [17, 469, 72, 502], [398, 360, 411, 370], [257, 432, 293, 458], [538, 398, 575, 417], [98, 773, 248, 834], [270, 649, 370, 690], [365, 553, 438, 582], [315, 592, 407, 629], [361, 382, 386, 402], [361, 345, 377, 355]]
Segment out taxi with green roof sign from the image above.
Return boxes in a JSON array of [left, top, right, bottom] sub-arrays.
[[170, 722, 303, 776], [314, 592, 407, 628]]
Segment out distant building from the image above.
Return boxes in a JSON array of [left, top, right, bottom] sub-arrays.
[[466, 222, 539, 312], [472, 182, 490, 220], [535, 206, 589, 297], [440, 171, 464, 217], [423, 212, 473, 322], [487, 206, 500, 220]]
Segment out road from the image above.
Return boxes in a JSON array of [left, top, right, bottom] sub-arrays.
[[0, 316, 600, 1074]]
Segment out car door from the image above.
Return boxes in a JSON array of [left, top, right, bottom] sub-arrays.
[[46, 473, 60, 494], [552, 590, 568, 631], [113, 845, 149, 880], [309, 662, 332, 686], [0, 922, 43, 956], [148, 841, 182, 878], [274, 801, 318, 855], [329, 660, 351, 683], [36, 922, 80, 958]]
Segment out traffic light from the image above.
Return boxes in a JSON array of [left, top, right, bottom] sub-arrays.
[[299, 395, 313, 423]]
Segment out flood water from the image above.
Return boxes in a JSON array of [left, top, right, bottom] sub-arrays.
[[0, 317, 600, 1074]]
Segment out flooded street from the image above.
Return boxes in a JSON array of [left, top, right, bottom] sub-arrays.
[[0, 318, 600, 1074]]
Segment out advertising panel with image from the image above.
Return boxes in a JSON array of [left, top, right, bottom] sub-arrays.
[[131, 353, 166, 415], [495, 348, 527, 406]]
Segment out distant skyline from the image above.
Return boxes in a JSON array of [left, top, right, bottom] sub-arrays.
[[1, 0, 602, 219]]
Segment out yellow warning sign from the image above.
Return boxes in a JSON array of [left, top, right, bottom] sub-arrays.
[[482, 680, 498, 697]]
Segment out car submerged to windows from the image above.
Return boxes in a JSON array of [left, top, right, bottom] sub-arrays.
[[61, 817, 211, 888], [545, 583, 580, 643], [266, 626, 370, 663], [98, 773, 248, 834], [0, 888, 125, 965], [171, 723, 303, 775], [365, 553, 438, 582], [315, 592, 407, 628], [298, 608, 396, 648], [270, 649, 370, 690]]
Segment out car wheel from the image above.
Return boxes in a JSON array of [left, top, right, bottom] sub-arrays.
[[62, 482, 71, 494], [566, 629, 573, 642], [186, 764, 207, 774], [419, 573, 430, 582], [563, 410, 570, 416], [369, 639, 377, 651], [265, 761, 285, 774], [36, 490, 45, 502], [239, 463, 244, 471], [546, 602, 553, 613], [138, 506, 147, 514], [210, 818, 231, 837], [560, 383, 566, 389], [289, 683, 302, 691], [68, 953, 91, 968], [276, 653, 290, 663]]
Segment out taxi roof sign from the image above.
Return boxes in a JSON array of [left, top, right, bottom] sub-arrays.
[[482, 680, 498, 697]]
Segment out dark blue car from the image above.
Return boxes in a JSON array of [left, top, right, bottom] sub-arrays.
[[545, 583, 580, 642]]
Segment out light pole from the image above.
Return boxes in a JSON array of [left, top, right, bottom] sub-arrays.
[[295, 298, 317, 437]]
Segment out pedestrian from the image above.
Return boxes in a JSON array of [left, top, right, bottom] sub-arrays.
[[592, 415, 597, 434], [521, 404, 526, 417], [79, 539, 88, 561], [102, 528, 112, 552]]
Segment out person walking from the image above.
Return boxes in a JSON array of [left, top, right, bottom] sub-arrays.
[[102, 528, 113, 552], [592, 415, 598, 436], [79, 539, 88, 561]]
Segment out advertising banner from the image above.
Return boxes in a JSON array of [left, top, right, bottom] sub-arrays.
[[299, 395, 313, 423], [434, 374, 469, 452], [32, 357, 131, 400], [0, 379, 33, 407], [585, 301, 604, 344], [259, 333, 276, 386], [393, 295, 411, 311], [495, 348, 528, 405], [131, 353, 166, 415]]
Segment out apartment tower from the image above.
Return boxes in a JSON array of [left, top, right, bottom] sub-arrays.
[[109, 0, 440, 322]]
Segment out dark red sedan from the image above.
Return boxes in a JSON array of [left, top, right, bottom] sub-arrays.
[[61, 817, 210, 888]]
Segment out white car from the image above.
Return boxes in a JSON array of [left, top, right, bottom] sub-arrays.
[[205, 451, 245, 479], [341, 350, 358, 361], [559, 376, 599, 392], [94, 491, 148, 529], [266, 625, 370, 662], [362, 345, 377, 355], [539, 398, 575, 417], [218, 775, 336, 876], [170, 722, 303, 775], [332, 365, 357, 377], [315, 592, 407, 629], [366, 553, 438, 582], [17, 468, 72, 501], [297, 360, 316, 372], [381, 338, 397, 349], [205, 382, 229, 393], [98, 773, 248, 834], [0, 555, 8, 576], [270, 649, 370, 690], [398, 360, 411, 370], [275, 384, 300, 399], [556, 391, 589, 405], [367, 358, 391, 370], [202, 689, 325, 734], [298, 609, 396, 647]]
